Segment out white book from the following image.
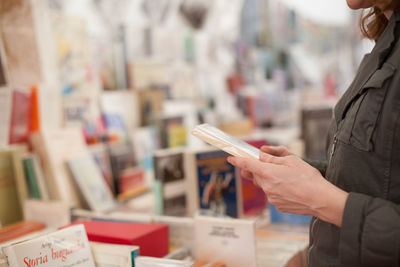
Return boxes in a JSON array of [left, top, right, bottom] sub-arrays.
[[67, 153, 116, 213], [191, 124, 260, 160], [194, 216, 257, 267], [23, 200, 70, 228], [2, 224, 95, 267], [30, 128, 88, 207], [90, 242, 139, 267], [0, 88, 11, 148], [100, 91, 139, 132], [135, 256, 192, 267], [31, 154, 50, 201]]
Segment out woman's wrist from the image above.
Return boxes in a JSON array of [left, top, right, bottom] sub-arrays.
[[311, 180, 349, 227]]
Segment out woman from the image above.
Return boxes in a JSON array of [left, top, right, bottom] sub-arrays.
[[228, 1, 400, 266]]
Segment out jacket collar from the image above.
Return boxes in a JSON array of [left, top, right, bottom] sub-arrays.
[[334, 11, 400, 125]]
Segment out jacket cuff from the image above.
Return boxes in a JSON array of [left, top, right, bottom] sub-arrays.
[[339, 192, 370, 266]]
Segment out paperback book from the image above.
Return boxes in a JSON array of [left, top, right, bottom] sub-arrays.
[[185, 147, 240, 218], [153, 148, 187, 216], [191, 124, 260, 159], [194, 216, 257, 267], [2, 224, 95, 267]]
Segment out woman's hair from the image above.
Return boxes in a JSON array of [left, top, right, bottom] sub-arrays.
[[360, 0, 400, 39]]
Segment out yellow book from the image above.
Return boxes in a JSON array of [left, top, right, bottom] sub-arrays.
[[0, 149, 23, 226]]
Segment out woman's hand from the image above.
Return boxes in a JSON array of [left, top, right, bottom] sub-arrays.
[[228, 151, 349, 227], [240, 145, 292, 180]]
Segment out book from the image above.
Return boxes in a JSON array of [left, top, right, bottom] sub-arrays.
[[194, 216, 257, 267], [67, 153, 116, 213], [157, 115, 187, 149], [8, 88, 32, 145], [23, 200, 70, 228], [0, 88, 12, 148], [29, 128, 88, 207], [100, 91, 139, 132], [130, 126, 159, 171], [102, 113, 129, 142], [66, 220, 169, 257], [2, 224, 95, 267], [30, 154, 49, 201], [240, 139, 268, 217], [137, 88, 164, 126], [117, 167, 149, 202], [22, 156, 41, 199], [153, 216, 194, 250], [185, 147, 240, 218], [0, 149, 23, 226], [9, 145, 29, 207], [108, 142, 136, 195], [191, 124, 260, 160], [135, 256, 192, 267], [0, 0, 43, 86], [88, 144, 115, 195], [153, 148, 187, 216], [90, 242, 139, 267], [0, 221, 45, 243], [0, 41, 7, 87]]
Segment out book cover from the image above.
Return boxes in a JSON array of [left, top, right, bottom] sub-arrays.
[[30, 154, 49, 201], [137, 88, 164, 126], [0, 88, 12, 148], [0, 0, 43, 86], [23, 200, 70, 228], [153, 216, 194, 250], [117, 167, 148, 202], [88, 144, 115, 194], [90, 242, 139, 267], [9, 145, 29, 207], [153, 148, 187, 216], [66, 220, 169, 258], [0, 44, 6, 87], [8, 89, 32, 145], [108, 143, 136, 194], [22, 157, 41, 199], [67, 153, 115, 213], [102, 113, 129, 142], [100, 91, 139, 132], [130, 126, 160, 172], [185, 147, 239, 218], [3, 224, 95, 267], [194, 216, 257, 267], [240, 139, 268, 217], [0, 149, 23, 226], [29, 128, 88, 207], [158, 115, 187, 149], [0, 221, 45, 243]]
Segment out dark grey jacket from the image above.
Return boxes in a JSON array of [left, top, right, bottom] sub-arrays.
[[308, 12, 400, 267]]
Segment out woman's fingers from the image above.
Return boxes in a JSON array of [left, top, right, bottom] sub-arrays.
[[261, 145, 290, 157], [240, 169, 254, 180], [227, 156, 270, 176], [259, 152, 287, 165]]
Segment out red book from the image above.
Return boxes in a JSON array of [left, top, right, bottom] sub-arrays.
[[9, 89, 32, 144], [65, 220, 169, 257], [0, 221, 46, 243]]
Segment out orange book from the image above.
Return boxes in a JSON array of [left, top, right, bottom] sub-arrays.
[[30, 85, 40, 132], [0, 221, 46, 243]]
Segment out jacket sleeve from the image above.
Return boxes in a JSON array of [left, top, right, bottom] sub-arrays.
[[339, 192, 400, 267], [304, 159, 327, 176]]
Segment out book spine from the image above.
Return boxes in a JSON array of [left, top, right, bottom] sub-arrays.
[[22, 158, 41, 199], [31, 155, 49, 200]]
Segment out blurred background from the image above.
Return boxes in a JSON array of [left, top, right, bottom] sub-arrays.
[[0, 0, 378, 266]]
